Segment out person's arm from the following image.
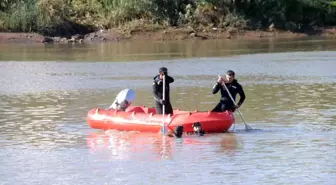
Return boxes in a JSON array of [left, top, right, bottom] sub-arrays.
[[166, 75, 174, 83], [152, 81, 161, 102], [213, 76, 223, 94], [212, 83, 221, 94], [237, 84, 246, 106]]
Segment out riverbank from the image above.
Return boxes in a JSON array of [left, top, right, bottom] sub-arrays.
[[1, 26, 336, 44], [2, 0, 336, 44]]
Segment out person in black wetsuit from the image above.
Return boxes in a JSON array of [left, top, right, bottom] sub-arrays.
[[212, 70, 246, 112], [152, 67, 174, 114]]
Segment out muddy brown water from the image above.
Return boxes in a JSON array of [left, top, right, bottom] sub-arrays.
[[0, 37, 335, 185]]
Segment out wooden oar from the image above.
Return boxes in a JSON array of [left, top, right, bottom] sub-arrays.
[[218, 75, 252, 131]]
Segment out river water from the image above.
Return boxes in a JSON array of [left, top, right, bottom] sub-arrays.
[[0, 37, 335, 185]]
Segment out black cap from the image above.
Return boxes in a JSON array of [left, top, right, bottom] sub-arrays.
[[159, 67, 168, 74], [226, 70, 235, 76]]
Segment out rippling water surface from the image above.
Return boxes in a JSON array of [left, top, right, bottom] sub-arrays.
[[0, 38, 335, 185]]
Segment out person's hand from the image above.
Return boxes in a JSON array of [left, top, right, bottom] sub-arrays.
[[217, 76, 224, 84], [159, 72, 166, 80], [234, 104, 240, 110], [157, 79, 163, 85], [159, 99, 166, 105]]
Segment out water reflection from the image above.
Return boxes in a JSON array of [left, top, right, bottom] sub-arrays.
[[245, 83, 336, 130], [86, 131, 239, 161], [0, 91, 87, 149], [1, 37, 336, 62]]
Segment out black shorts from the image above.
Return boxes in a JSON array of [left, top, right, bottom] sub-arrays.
[[211, 100, 235, 112]]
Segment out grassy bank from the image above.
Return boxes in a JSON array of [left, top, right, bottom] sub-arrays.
[[1, 0, 336, 37]]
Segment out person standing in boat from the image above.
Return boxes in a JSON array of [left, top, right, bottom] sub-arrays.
[[212, 70, 246, 112], [152, 67, 174, 114]]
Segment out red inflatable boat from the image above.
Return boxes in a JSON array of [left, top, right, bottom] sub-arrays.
[[87, 105, 235, 133]]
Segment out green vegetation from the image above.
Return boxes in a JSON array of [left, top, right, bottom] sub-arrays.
[[1, 0, 336, 36]]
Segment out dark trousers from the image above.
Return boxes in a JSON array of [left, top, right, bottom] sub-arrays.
[[211, 100, 235, 112], [155, 101, 173, 114]]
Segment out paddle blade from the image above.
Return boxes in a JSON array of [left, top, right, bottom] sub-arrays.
[[245, 124, 253, 131]]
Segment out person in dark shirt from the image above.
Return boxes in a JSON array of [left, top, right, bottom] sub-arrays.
[[212, 70, 246, 112], [152, 67, 174, 114]]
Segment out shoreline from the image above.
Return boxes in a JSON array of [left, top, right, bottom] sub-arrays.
[[1, 27, 336, 44]]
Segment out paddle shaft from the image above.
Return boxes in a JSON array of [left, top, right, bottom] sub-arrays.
[[218, 75, 250, 130], [162, 74, 166, 133]]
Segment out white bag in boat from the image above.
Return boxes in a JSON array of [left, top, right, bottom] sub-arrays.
[[109, 89, 136, 111]]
